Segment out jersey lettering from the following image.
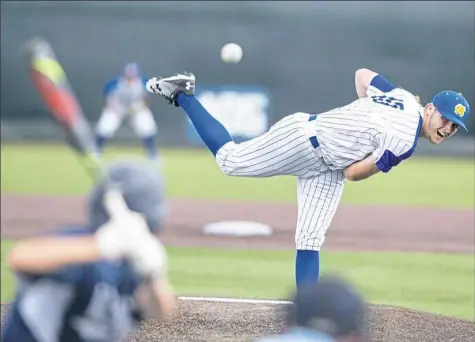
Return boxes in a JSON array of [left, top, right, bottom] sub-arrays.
[[371, 95, 405, 110]]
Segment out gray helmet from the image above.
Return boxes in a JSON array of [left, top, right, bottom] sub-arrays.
[[87, 158, 166, 233]]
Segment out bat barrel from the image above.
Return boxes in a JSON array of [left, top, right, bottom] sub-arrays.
[[24, 37, 102, 180]]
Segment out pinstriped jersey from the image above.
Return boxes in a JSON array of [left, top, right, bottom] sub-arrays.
[[311, 75, 423, 173]]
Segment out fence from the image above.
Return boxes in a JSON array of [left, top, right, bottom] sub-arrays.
[[1, 1, 474, 156]]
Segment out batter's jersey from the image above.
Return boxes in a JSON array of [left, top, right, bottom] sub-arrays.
[[1, 226, 144, 342], [103, 77, 148, 109], [311, 74, 423, 173]]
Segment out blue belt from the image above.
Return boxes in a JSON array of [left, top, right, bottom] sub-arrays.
[[308, 115, 319, 148]]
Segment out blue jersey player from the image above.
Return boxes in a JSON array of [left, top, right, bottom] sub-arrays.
[[95, 63, 160, 163], [1, 159, 175, 342]]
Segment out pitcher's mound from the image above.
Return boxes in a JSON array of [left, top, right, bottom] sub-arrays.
[[130, 300, 473, 342], [2, 301, 473, 341]]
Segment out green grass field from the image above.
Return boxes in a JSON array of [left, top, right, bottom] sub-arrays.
[[1, 144, 474, 320], [1, 242, 473, 320], [2, 143, 474, 207]]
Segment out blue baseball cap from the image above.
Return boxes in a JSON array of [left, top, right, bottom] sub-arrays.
[[432, 91, 470, 131]]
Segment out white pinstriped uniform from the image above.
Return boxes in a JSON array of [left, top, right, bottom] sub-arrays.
[[215, 82, 422, 250]]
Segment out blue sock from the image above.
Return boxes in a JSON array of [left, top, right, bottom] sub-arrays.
[[295, 250, 320, 288], [95, 134, 107, 154], [142, 135, 157, 159], [176, 93, 232, 156]]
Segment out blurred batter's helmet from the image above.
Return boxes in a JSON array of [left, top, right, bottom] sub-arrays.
[[286, 274, 367, 339], [88, 158, 166, 233]]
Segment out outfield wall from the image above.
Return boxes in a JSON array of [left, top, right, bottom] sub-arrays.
[[1, 2, 474, 156]]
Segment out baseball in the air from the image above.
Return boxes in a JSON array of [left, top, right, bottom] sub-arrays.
[[220, 43, 243, 63]]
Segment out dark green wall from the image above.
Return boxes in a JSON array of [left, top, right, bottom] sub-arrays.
[[1, 2, 474, 142]]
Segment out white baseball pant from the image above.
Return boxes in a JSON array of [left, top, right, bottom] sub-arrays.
[[96, 105, 158, 139], [215, 112, 346, 250]]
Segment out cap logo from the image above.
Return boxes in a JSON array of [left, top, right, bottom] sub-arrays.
[[454, 104, 466, 117]]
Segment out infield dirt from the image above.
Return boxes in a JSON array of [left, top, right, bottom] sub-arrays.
[[1, 195, 474, 341]]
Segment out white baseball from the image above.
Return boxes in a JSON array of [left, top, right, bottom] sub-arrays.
[[220, 43, 243, 63]]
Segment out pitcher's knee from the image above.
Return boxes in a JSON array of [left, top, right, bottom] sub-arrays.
[[296, 236, 325, 251], [215, 142, 240, 176], [217, 159, 238, 176], [216, 152, 255, 177]]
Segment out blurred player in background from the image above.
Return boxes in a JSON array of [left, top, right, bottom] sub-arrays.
[[1, 160, 174, 342], [256, 275, 367, 342], [95, 63, 160, 163]]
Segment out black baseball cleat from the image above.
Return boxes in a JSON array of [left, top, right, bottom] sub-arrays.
[[146, 72, 195, 107]]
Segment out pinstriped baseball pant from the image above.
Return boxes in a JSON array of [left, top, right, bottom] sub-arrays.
[[215, 112, 345, 251]]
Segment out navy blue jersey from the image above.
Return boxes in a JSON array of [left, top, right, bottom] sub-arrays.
[[2, 226, 145, 342]]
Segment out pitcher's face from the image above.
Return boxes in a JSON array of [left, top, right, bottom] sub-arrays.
[[424, 104, 458, 144]]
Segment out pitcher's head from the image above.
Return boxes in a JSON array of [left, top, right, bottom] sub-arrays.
[[421, 91, 470, 144]]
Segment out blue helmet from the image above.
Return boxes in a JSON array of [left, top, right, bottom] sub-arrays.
[[88, 159, 166, 233], [432, 91, 470, 131]]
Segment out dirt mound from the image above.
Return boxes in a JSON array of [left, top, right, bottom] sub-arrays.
[[366, 304, 474, 342], [2, 301, 473, 342], [1, 196, 474, 341]]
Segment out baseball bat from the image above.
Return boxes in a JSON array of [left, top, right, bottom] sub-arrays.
[[24, 37, 101, 180]]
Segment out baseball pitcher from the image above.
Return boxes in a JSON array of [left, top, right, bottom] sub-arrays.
[[95, 63, 160, 162], [1, 160, 174, 342], [145, 68, 470, 288]]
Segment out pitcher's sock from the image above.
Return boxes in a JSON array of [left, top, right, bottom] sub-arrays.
[[295, 250, 320, 288], [177, 93, 232, 155]]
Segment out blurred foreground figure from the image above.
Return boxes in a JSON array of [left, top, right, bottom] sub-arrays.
[[2, 159, 174, 342], [256, 275, 367, 342], [95, 63, 161, 163]]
